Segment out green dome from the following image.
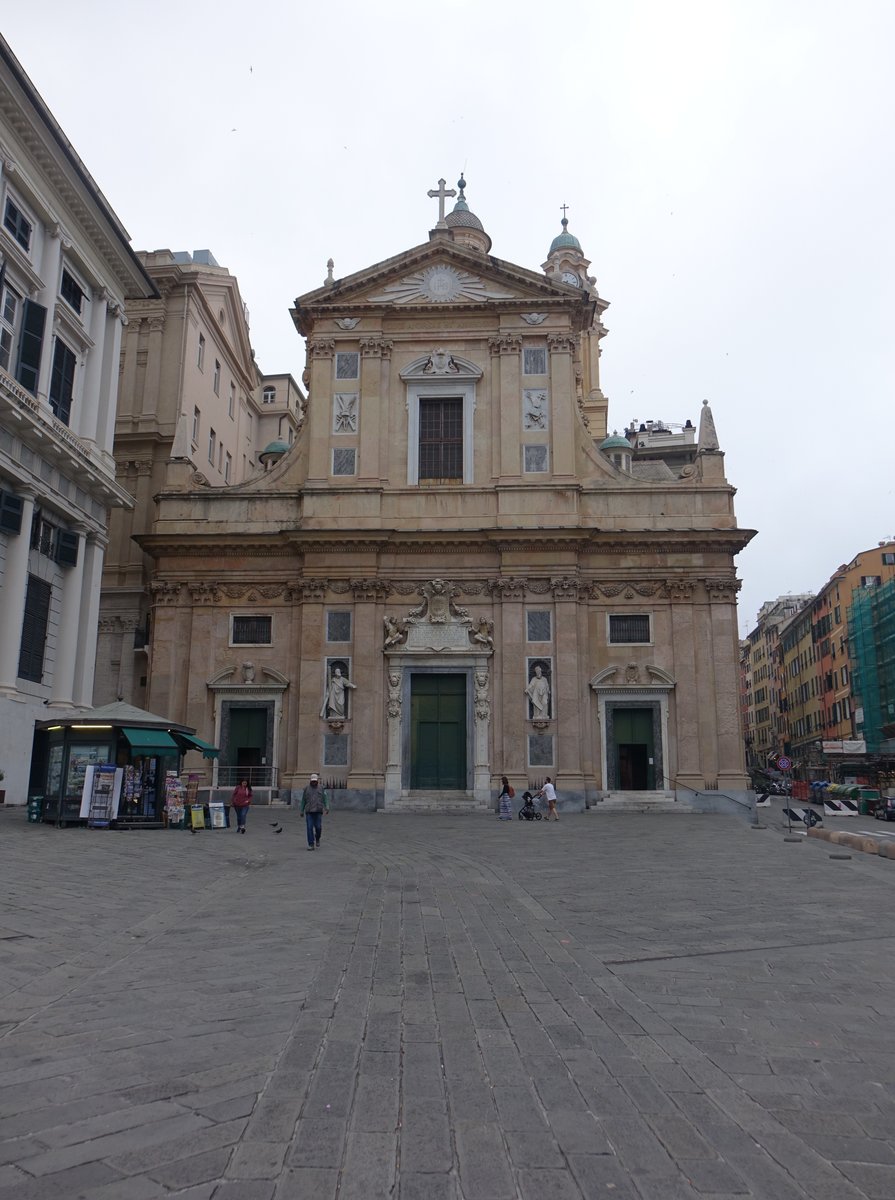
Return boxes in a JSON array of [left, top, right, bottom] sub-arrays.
[[600, 433, 632, 452], [549, 217, 581, 254], [260, 440, 289, 457]]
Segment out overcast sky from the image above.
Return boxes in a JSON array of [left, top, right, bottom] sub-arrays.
[[5, 1, 893, 634]]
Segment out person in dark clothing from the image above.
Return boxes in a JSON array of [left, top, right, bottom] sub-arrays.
[[299, 773, 329, 850]]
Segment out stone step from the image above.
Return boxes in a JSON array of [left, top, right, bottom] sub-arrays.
[[382, 792, 491, 814], [589, 792, 695, 814]]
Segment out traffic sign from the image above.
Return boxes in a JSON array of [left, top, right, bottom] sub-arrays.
[[776, 755, 792, 771]]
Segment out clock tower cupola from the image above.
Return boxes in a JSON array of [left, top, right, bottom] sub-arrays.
[[543, 206, 594, 292]]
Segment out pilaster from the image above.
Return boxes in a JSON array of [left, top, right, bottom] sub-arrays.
[[547, 334, 576, 478], [77, 286, 108, 442], [72, 533, 105, 705], [306, 339, 335, 484], [491, 335, 521, 479], [48, 526, 88, 706], [35, 227, 63, 409], [0, 489, 36, 694]]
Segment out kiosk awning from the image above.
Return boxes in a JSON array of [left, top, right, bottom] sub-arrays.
[[173, 732, 220, 759], [121, 727, 180, 756]]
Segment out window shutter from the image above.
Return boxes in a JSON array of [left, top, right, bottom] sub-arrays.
[[15, 300, 46, 394], [18, 574, 52, 682], [49, 340, 76, 425], [0, 489, 23, 535], [55, 530, 80, 568]]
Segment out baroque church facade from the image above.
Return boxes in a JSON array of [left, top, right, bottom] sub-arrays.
[[139, 179, 754, 810]]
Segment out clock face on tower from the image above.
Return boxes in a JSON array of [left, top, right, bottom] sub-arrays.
[[560, 271, 580, 287]]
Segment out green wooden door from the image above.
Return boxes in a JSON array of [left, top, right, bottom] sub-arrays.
[[410, 674, 466, 789], [614, 708, 656, 790]]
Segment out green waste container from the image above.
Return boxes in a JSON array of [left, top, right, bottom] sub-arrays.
[[27, 796, 44, 823]]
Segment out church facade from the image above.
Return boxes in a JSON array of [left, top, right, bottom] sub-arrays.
[[139, 179, 754, 810]]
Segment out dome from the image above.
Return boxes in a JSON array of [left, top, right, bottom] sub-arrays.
[[549, 217, 581, 254], [600, 432, 632, 452], [259, 440, 290, 466], [445, 174, 485, 233]]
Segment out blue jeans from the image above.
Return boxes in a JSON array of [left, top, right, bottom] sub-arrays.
[[305, 811, 322, 846], [234, 805, 248, 829]]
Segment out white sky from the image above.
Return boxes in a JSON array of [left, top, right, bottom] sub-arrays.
[[5, 0, 893, 634]]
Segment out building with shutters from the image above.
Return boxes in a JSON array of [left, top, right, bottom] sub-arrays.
[[0, 35, 155, 804], [137, 178, 754, 811]]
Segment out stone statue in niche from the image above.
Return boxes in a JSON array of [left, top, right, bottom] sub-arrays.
[[470, 616, 494, 650], [422, 347, 460, 375], [333, 393, 358, 433], [525, 664, 551, 719], [523, 390, 548, 429], [321, 665, 357, 719], [383, 615, 408, 649]]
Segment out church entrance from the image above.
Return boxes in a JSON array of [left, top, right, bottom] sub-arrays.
[[611, 706, 657, 790], [410, 673, 466, 789]]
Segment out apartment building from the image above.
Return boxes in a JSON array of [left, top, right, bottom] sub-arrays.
[[0, 35, 155, 803]]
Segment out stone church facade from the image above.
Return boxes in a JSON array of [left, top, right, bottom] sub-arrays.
[[138, 179, 754, 810]]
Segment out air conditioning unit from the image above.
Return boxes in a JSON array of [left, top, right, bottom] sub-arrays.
[[0, 489, 24, 535]]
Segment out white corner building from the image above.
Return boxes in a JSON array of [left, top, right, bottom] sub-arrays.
[[0, 36, 155, 804]]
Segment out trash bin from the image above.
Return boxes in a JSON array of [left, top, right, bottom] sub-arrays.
[[27, 796, 44, 823], [859, 799, 869, 815]]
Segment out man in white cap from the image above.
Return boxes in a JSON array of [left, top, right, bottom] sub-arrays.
[[299, 773, 329, 850]]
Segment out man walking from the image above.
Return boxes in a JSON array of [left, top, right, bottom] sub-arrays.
[[538, 776, 559, 821], [300, 773, 329, 850]]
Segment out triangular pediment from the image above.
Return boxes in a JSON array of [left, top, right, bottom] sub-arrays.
[[292, 240, 590, 331]]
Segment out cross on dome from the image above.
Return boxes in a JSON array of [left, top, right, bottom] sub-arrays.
[[427, 177, 457, 226]]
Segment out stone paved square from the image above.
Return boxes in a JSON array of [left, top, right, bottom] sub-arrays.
[[1, 807, 894, 1198]]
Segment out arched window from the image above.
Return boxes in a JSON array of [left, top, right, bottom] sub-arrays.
[[262, 385, 276, 404]]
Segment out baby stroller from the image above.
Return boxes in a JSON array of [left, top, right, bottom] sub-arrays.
[[518, 791, 542, 821]]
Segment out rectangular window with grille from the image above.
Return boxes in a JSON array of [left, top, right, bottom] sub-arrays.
[[332, 448, 356, 476], [608, 614, 651, 644], [527, 611, 552, 642], [418, 397, 462, 481], [523, 444, 548, 473], [336, 352, 359, 379], [231, 615, 272, 645], [18, 574, 51, 682], [327, 612, 352, 642], [523, 347, 547, 375]]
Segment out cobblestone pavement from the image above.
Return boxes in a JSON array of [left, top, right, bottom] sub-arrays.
[[1, 807, 895, 1200]]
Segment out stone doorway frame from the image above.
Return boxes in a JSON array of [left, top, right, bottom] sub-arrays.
[[590, 665, 675, 793], [385, 653, 492, 806]]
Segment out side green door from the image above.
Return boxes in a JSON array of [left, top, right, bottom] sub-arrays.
[[410, 674, 466, 789]]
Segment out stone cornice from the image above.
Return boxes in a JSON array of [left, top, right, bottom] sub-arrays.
[[138, 528, 755, 560]]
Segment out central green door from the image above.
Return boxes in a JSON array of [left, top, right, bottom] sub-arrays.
[[410, 674, 466, 789], [614, 708, 656, 790]]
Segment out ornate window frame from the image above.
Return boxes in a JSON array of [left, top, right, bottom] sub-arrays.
[[400, 354, 481, 486]]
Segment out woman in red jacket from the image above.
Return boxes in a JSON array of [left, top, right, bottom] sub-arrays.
[[231, 778, 252, 833]]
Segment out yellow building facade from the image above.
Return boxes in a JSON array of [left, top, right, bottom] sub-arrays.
[[139, 181, 754, 811]]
